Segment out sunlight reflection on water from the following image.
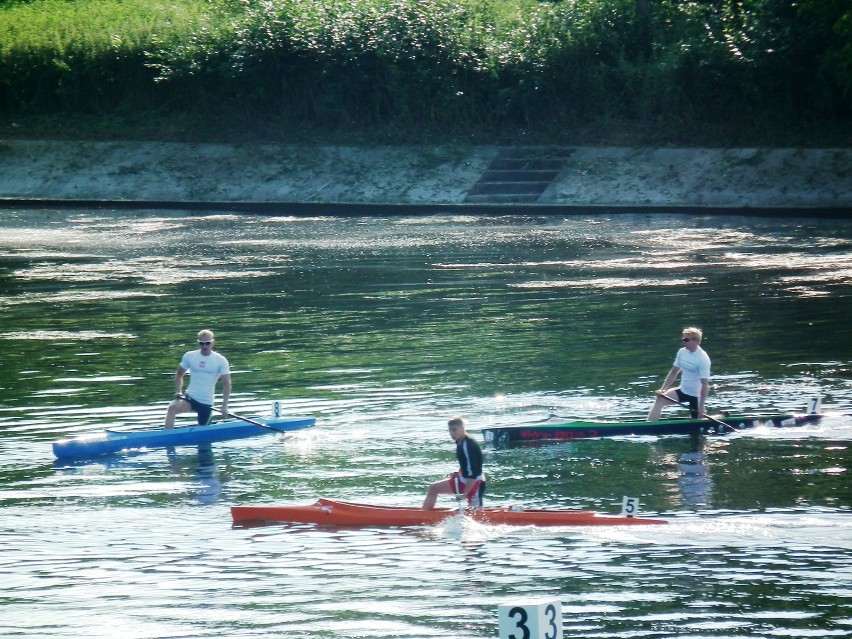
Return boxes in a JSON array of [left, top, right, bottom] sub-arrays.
[[0, 211, 850, 639]]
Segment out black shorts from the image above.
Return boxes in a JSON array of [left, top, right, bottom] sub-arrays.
[[675, 389, 700, 418], [186, 395, 213, 425]]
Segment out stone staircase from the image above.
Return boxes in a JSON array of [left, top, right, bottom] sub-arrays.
[[464, 148, 575, 204]]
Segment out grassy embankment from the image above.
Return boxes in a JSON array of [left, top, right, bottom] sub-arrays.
[[0, 0, 849, 146]]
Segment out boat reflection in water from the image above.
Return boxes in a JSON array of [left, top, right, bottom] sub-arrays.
[[168, 443, 232, 506], [677, 448, 713, 510], [54, 443, 233, 506]]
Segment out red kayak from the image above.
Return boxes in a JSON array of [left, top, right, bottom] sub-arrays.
[[231, 498, 668, 527]]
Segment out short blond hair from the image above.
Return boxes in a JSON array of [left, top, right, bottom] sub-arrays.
[[683, 327, 703, 343], [448, 416, 466, 430], [197, 329, 215, 341]]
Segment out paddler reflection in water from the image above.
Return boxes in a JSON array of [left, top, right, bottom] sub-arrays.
[[164, 329, 232, 428], [422, 417, 486, 510]]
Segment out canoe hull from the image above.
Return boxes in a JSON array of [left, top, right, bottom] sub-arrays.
[[483, 413, 823, 447], [53, 415, 316, 459], [231, 498, 667, 527]]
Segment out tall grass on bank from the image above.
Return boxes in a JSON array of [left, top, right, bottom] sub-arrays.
[[1, 0, 849, 144], [0, 0, 223, 111]]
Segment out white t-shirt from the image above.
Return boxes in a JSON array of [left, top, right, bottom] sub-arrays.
[[180, 350, 230, 406], [673, 346, 711, 397]]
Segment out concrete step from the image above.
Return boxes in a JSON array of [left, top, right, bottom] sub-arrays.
[[463, 193, 544, 203], [468, 181, 553, 195], [497, 148, 576, 159], [480, 169, 560, 182], [464, 147, 575, 203], [488, 158, 566, 171]]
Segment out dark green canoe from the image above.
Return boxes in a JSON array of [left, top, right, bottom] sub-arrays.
[[482, 413, 823, 447]]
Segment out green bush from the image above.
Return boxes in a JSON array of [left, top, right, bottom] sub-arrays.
[[0, 0, 219, 111], [1, 0, 849, 142]]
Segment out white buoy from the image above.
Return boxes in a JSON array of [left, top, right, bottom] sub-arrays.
[[498, 598, 562, 639]]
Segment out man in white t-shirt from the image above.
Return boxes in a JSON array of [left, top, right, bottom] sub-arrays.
[[165, 329, 232, 428], [647, 327, 711, 421]]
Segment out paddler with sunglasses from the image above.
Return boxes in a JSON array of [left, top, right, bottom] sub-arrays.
[[164, 329, 232, 428], [647, 327, 711, 421]]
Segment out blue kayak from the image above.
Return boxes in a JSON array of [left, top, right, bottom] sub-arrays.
[[52, 415, 316, 459]]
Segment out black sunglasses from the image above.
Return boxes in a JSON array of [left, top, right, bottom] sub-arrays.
[[198, 340, 212, 345]]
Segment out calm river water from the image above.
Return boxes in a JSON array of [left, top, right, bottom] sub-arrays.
[[1, 210, 850, 639]]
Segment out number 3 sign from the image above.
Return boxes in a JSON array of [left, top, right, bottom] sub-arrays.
[[498, 599, 562, 639]]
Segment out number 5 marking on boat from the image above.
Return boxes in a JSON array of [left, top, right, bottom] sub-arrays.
[[622, 496, 640, 518]]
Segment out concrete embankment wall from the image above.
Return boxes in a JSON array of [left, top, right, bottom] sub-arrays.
[[0, 141, 849, 215]]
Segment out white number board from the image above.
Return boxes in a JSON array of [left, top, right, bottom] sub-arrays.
[[498, 599, 562, 639], [807, 396, 822, 414], [621, 496, 640, 518]]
